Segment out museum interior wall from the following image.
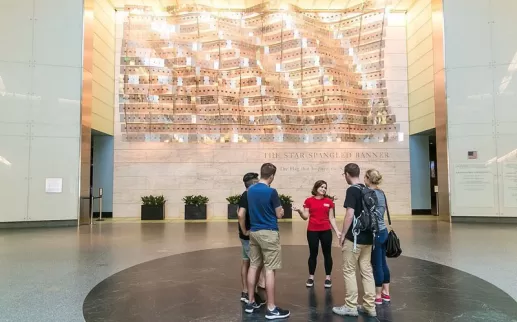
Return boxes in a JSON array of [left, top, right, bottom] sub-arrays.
[[0, 0, 86, 223], [444, 0, 517, 218], [406, 0, 435, 135], [92, 0, 117, 136], [112, 3, 411, 218]]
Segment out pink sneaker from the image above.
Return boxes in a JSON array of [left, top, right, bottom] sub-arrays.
[[375, 298, 383, 305], [381, 293, 391, 302]]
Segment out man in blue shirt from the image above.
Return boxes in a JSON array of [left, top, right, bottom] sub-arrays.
[[244, 163, 290, 320]]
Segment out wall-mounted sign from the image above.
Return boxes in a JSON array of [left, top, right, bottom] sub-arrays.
[[45, 178, 63, 193], [468, 151, 478, 159]]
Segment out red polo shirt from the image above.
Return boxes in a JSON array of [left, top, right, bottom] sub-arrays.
[[303, 197, 334, 231]]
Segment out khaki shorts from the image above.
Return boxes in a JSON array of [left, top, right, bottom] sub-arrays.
[[249, 230, 282, 270]]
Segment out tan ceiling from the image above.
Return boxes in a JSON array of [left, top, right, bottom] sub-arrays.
[[109, 0, 415, 11]]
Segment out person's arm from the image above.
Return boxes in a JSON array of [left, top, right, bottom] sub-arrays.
[[238, 207, 248, 236], [237, 192, 249, 235], [295, 207, 309, 220], [339, 188, 357, 245], [328, 204, 341, 238], [293, 198, 310, 220], [340, 208, 354, 245], [271, 189, 284, 219]]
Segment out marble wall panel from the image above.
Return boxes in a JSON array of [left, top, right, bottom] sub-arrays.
[[112, 10, 411, 219], [113, 142, 411, 218]]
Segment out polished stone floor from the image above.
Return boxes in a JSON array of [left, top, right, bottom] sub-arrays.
[[83, 246, 517, 322], [1, 219, 517, 322]]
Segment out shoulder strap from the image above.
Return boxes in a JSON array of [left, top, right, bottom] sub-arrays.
[[381, 191, 391, 225], [352, 184, 365, 192]]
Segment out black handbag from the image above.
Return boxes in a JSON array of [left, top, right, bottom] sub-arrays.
[[383, 193, 402, 258]]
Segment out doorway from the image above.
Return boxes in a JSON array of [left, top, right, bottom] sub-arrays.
[[428, 135, 438, 215], [409, 130, 436, 215], [91, 130, 114, 218]]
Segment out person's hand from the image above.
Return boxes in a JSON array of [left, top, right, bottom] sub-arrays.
[[335, 230, 342, 240], [244, 230, 250, 236], [292, 206, 300, 212], [339, 232, 346, 246]]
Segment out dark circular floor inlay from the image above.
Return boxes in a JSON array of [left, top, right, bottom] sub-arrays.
[[83, 246, 517, 322]]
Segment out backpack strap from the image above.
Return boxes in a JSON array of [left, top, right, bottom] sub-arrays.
[[351, 184, 364, 191], [381, 191, 391, 225]]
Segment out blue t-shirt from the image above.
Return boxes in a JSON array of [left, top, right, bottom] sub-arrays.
[[248, 182, 282, 231]]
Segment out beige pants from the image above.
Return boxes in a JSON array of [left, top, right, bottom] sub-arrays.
[[342, 239, 376, 312], [249, 230, 282, 270]]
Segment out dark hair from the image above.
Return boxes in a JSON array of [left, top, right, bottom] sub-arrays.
[[311, 180, 327, 196], [243, 172, 259, 188], [260, 163, 277, 179], [344, 163, 360, 178]]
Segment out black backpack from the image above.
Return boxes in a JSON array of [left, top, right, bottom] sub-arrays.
[[351, 185, 380, 245]]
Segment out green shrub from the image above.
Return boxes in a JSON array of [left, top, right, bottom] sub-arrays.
[[182, 195, 209, 206], [141, 195, 166, 206], [226, 194, 241, 205], [279, 194, 293, 205]]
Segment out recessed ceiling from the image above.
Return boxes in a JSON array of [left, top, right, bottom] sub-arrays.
[[109, 0, 415, 11]]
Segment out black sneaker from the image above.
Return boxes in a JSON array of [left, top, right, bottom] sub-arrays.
[[255, 293, 266, 307], [245, 301, 261, 314], [306, 278, 314, 287], [324, 279, 332, 288], [240, 292, 249, 303], [266, 306, 291, 320]]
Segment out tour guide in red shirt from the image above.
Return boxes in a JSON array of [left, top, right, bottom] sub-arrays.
[[293, 180, 341, 288]]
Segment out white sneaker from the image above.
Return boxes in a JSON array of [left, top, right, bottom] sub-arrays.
[[332, 305, 359, 316], [357, 305, 377, 317]]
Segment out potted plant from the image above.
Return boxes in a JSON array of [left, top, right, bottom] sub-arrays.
[[183, 195, 209, 220], [279, 194, 293, 219], [141, 195, 166, 220], [226, 194, 241, 220]]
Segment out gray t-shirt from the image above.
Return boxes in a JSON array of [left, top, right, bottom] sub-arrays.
[[374, 189, 387, 231]]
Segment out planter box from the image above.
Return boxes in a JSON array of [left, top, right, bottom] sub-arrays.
[[282, 205, 292, 219], [141, 205, 165, 220], [227, 204, 239, 220], [185, 204, 207, 220]]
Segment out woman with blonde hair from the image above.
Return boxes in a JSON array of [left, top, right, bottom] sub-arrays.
[[364, 169, 391, 305]]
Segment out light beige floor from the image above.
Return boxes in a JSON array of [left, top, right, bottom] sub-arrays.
[[0, 219, 515, 322]]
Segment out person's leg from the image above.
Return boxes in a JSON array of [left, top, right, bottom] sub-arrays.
[[306, 230, 319, 284], [342, 240, 359, 308], [358, 244, 376, 316], [240, 239, 250, 295], [246, 232, 263, 307], [320, 230, 333, 279], [265, 268, 276, 309], [371, 234, 384, 301], [332, 239, 359, 316], [381, 237, 391, 300], [261, 230, 290, 319], [260, 231, 282, 310], [256, 266, 267, 302], [242, 261, 250, 292]]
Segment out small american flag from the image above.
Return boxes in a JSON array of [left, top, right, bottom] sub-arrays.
[[468, 151, 478, 159]]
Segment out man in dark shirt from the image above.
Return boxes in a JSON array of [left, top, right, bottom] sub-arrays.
[[237, 172, 265, 305], [333, 163, 376, 318], [244, 163, 290, 320]]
